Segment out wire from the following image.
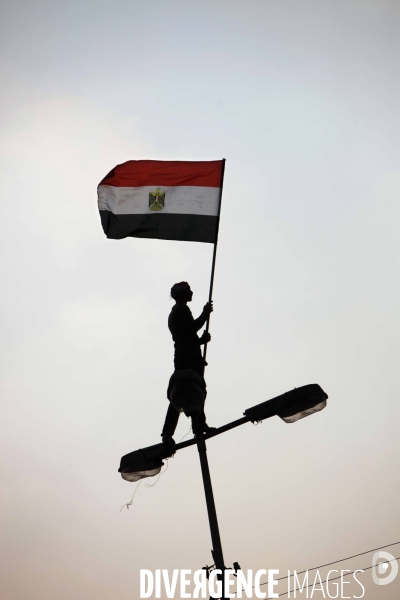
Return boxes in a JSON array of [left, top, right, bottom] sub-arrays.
[[179, 423, 193, 443], [120, 460, 170, 512], [278, 556, 400, 597], [259, 540, 400, 585], [144, 458, 169, 487], [120, 479, 142, 512]]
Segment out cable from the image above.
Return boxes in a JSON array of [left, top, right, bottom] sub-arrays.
[[179, 423, 193, 443], [258, 540, 400, 586], [278, 556, 400, 597], [120, 479, 142, 512], [145, 459, 169, 487], [240, 540, 400, 595], [120, 460, 170, 512]]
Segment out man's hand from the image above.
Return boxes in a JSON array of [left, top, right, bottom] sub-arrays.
[[203, 301, 213, 316], [199, 332, 211, 345]]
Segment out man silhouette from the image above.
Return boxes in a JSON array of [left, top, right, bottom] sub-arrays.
[[161, 282, 214, 442]]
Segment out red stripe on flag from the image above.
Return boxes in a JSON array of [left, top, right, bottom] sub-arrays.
[[98, 160, 224, 188]]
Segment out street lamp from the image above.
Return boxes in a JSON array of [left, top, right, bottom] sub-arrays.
[[119, 383, 328, 598], [244, 383, 327, 424], [119, 442, 175, 483]]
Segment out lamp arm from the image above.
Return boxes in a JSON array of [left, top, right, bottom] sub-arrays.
[[175, 415, 251, 452]]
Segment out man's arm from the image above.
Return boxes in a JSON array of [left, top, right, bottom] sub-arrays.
[[198, 331, 211, 345], [193, 301, 213, 332]]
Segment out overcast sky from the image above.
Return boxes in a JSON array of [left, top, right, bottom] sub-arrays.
[[0, 1, 399, 599]]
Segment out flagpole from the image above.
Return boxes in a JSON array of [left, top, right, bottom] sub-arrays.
[[203, 158, 226, 363]]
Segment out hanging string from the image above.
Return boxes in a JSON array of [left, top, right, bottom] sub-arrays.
[[145, 459, 169, 487], [179, 423, 193, 443], [120, 479, 142, 512]]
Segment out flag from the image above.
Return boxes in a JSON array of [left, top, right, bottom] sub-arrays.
[[98, 159, 225, 243]]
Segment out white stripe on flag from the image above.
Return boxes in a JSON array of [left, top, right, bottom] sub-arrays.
[[98, 185, 220, 216]]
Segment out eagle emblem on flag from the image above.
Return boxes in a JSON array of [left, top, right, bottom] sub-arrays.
[[149, 188, 165, 211]]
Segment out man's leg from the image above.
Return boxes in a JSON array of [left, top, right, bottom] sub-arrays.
[[197, 407, 207, 427], [161, 402, 180, 440], [185, 359, 212, 431]]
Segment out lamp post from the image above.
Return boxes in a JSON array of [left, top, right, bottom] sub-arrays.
[[119, 383, 328, 599], [192, 423, 226, 584]]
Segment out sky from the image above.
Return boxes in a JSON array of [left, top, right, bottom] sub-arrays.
[[0, 1, 399, 598]]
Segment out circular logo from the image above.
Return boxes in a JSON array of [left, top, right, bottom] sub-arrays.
[[372, 551, 398, 586]]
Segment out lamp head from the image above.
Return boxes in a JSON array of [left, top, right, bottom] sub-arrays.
[[244, 384, 328, 424], [119, 441, 175, 482]]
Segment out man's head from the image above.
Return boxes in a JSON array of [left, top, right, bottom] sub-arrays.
[[171, 281, 193, 302]]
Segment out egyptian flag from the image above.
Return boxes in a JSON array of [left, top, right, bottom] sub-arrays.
[[98, 159, 225, 244]]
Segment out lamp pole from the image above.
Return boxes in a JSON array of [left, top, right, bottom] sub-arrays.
[[192, 419, 226, 599], [119, 384, 328, 600]]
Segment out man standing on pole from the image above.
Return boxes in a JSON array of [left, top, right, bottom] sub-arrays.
[[161, 282, 214, 442], [97, 158, 226, 439]]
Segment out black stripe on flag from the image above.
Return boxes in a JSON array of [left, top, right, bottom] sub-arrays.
[[100, 211, 218, 244]]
